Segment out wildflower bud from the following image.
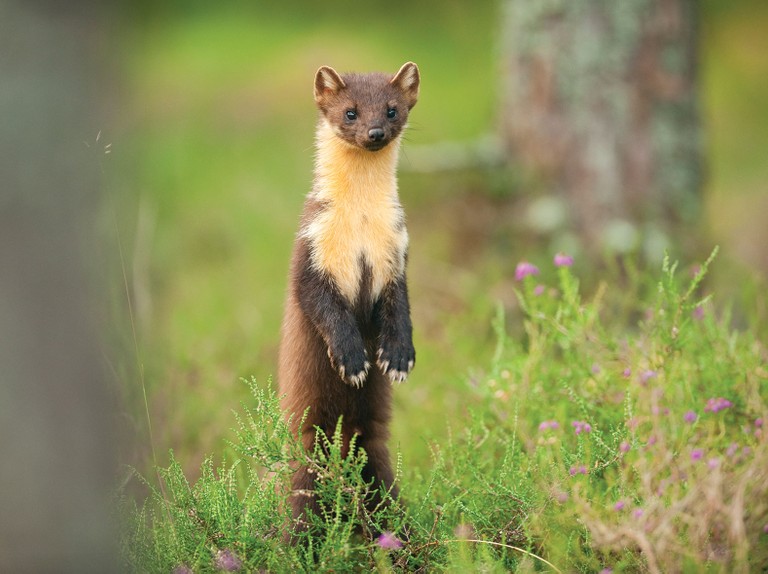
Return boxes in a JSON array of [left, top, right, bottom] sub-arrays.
[[622, 368, 632, 378], [684, 411, 697, 424], [214, 549, 242, 572], [533, 284, 546, 296], [633, 508, 644, 519], [554, 253, 574, 267], [619, 441, 630, 453], [707, 458, 720, 470], [514, 261, 540, 281], [691, 448, 704, 462], [376, 531, 403, 550], [639, 370, 657, 385], [613, 500, 625, 511]]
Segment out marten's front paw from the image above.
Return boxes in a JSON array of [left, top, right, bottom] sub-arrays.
[[327, 345, 370, 388], [376, 339, 415, 384]]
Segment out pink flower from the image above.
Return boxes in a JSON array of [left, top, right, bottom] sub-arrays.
[[619, 441, 631, 453], [515, 261, 540, 281], [538, 420, 560, 431], [569, 465, 587, 476], [691, 448, 704, 462], [693, 305, 705, 320], [755, 418, 763, 428], [684, 410, 697, 424], [554, 253, 574, 267], [639, 370, 657, 385], [572, 420, 592, 435], [708, 458, 720, 470], [622, 368, 632, 378], [613, 500, 626, 511], [633, 508, 644, 519], [173, 566, 194, 574], [214, 549, 242, 572], [376, 531, 403, 550], [727, 443, 739, 457], [704, 397, 733, 413], [533, 284, 546, 296]]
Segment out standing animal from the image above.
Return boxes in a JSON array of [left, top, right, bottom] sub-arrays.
[[278, 61, 420, 533]]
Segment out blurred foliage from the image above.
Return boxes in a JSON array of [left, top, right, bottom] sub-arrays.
[[110, 1, 768, 486]]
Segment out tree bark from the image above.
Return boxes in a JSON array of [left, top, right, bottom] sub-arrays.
[[500, 0, 701, 253]]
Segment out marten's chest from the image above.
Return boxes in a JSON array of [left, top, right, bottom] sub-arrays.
[[301, 193, 408, 305]]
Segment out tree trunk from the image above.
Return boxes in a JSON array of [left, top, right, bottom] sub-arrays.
[[500, 0, 701, 254]]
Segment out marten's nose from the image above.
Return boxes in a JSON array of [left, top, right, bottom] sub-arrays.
[[368, 128, 385, 142]]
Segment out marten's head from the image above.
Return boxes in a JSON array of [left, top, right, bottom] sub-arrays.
[[314, 62, 419, 152]]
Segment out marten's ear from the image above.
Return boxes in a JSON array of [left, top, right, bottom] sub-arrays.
[[314, 66, 346, 105], [391, 62, 420, 109]]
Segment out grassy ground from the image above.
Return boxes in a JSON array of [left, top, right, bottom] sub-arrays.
[[113, 2, 768, 570]]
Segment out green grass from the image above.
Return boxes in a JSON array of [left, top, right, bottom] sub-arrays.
[[112, 2, 768, 570], [121, 252, 768, 572]]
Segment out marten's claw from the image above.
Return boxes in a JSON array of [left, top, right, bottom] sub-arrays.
[[376, 345, 415, 384], [329, 346, 370, 387]]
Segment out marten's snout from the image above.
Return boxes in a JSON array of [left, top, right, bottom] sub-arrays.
[[368, 128, 385, 142]]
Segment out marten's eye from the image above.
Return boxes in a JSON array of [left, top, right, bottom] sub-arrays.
[[345, 110, 357, 121], [387, 107, 397, 120]]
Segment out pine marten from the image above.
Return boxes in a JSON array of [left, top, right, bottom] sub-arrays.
[[278, 62, 420, 532]]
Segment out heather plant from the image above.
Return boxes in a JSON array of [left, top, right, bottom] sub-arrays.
[[121, 251, 768, 572]]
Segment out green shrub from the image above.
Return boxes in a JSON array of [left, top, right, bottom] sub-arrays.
[[121, 250, 768, 572]]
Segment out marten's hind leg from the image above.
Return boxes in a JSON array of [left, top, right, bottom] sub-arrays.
[[359, 438, 398, 512]]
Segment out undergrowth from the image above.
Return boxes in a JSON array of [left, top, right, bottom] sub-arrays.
[[121, 250, 768, 572]]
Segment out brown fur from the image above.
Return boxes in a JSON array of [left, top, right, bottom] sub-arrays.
[[278, 63, 419, 534]]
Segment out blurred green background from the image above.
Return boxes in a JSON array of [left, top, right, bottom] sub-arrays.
[[111, 1, 768, 476]]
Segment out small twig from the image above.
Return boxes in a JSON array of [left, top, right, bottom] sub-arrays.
[[442, 538, 562, 573]]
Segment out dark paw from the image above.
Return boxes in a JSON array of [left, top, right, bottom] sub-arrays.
[[376, 338, 415, 384], [327, 345, 370, 388]]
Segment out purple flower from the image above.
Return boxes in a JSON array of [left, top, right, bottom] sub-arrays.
[[600, 568, 613, 574], [613, 500, 626, 511], [554, 252, 574, 267], [693, 305, 705, 320], [763, 524, 768, 534], [376, 531, 403, 550], [727, 442, 739, 457], [691, 448, 704, 462], [755, 418, 763, 428], [572, 420, 592, 435], [707, 458, 720, 470], [591, 363, 601, 375], [684, 410, 697, 424], [639, 370, 657, 385], [533, 284, 546, 296], [622, 367, 632, 378], [704, 397, 733, 413], [569, 464, 587, 476], [214, 549, 242, 572], [173, 566, 194, 574], [538, 420, 560, 431], [619, 441, 631, 453], [633, 508, 644, 519], [515, 261, 540, 281]]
